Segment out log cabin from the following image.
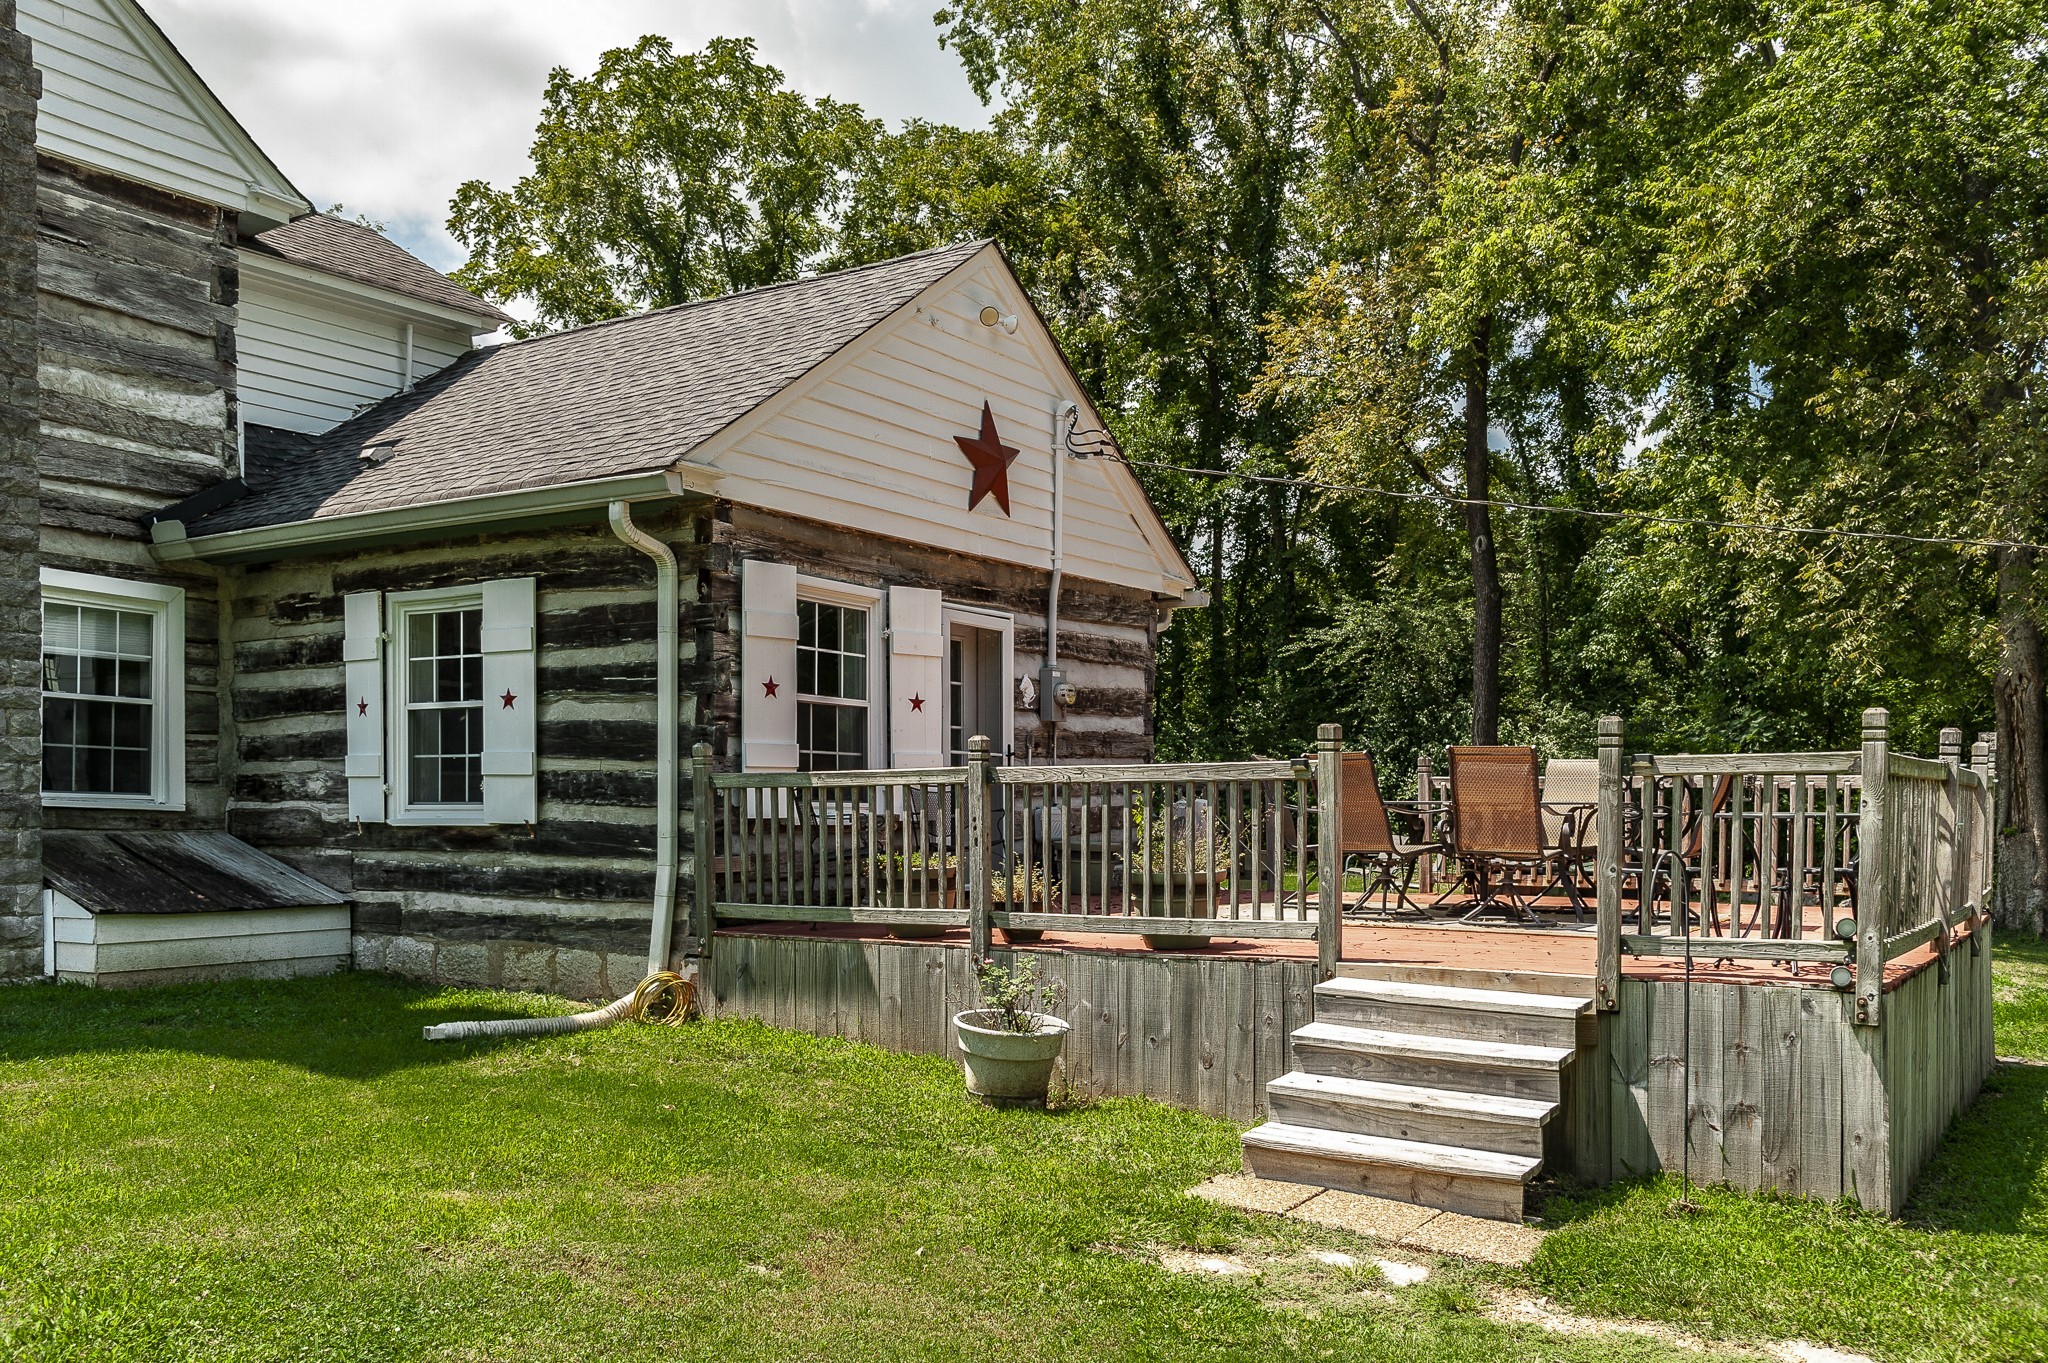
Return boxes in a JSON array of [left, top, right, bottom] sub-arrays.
[[0, 0, 1200, 991]]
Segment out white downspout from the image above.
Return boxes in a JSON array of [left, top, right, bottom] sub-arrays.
[[608, 500, 679, 973], [401, 323, 416, 393]]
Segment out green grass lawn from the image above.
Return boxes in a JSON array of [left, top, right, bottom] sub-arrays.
[[7, 941, 2048, 1362], [1529, 932, 2048, 1362], [1, 972, 1695, 1363]]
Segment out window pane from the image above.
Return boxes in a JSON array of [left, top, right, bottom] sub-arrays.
[[843, 610, 865, 659], [41, 595, 160, 800], [796, 649, 814, 695], [798, 600, 816, 650]]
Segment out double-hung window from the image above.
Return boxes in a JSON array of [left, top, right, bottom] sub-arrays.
[[40, 569, 184, 809], [795, 597, 871, 771], [397, 597, 485, 809], [346, 579, 536, 826]]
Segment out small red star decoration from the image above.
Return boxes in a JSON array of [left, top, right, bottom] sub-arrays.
[[762, 677, 780, 698], [355, 697, 368, 716], [500, 689, 517, 709], [908, 693, 926, 712], [954, 400, 1020, 515]]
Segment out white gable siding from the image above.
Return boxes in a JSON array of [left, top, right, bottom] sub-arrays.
[[695, 259, 1191, 598], [20, 0, 304, 223], [238, 278, 472, 434]]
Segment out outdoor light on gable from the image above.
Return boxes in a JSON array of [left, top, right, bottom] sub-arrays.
[[978, 304, 1019, 334]]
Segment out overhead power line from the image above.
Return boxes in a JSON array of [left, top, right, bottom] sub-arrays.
[[1080, 443, 2043, 555]]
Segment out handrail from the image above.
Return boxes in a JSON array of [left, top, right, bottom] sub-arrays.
[[1593, 710, 1997, 1028], [691, 729, 1348, 977]]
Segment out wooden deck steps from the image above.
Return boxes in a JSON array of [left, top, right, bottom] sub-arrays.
[[1242, 975, 1593, 1222]]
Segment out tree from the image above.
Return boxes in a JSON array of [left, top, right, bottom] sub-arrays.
[[448, 36, 875, 335], [1259, 1, 1598, 745], [1613, 0, 2048, 930], [939, 0, 1316, 758]]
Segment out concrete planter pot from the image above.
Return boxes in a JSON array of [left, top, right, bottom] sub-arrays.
[[953, 1009, 1070, 1107]]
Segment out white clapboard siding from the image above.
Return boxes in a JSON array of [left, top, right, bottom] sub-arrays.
[[695, 254, 1192, 599], [479, 577, 538, 824], [740, 561, 800, 772], [238, 284, 472, 435], [19, 0, 304, 223], [44, 891, 350, 986], [887, 587, 946, 769]]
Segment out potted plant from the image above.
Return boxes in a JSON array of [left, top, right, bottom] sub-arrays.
[[874, 850, 957, 938], [954, 957, 1069, 1107], [1135, 808, 1229, 950], [992, 863, 1061, 943]]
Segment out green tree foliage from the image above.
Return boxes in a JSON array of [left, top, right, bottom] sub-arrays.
[[450, 8, 2048, 922], [448, 36, 876, 336]]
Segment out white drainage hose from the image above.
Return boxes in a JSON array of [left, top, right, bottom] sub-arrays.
[[422, 971, 695, 1042]]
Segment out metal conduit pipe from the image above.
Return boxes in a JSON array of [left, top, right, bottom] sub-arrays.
[[608, 500, 680, 974]]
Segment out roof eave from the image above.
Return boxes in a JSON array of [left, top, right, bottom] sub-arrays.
[[239, 251, 509, 335], [152, 466, 719, 565]]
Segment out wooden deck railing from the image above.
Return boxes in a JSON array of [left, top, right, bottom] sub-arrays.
[[1592, 708, 1994, 1023], [691, 725, 1346, 977]]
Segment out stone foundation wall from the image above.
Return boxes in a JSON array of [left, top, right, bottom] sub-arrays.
[[0, 2, 45, 981]]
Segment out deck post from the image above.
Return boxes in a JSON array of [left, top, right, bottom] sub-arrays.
[[690, 742, 714, 950], [1316, 723, 1343, 980], [1940, 728, 1967, 924], [1971, 732, 1995, 908], [1595, 716, 1623, 1011], [1856, 708, 1889, 1026], [966, 735, 994, 961]]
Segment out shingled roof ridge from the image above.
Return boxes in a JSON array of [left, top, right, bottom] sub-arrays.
[[493, 237, 993, 352]]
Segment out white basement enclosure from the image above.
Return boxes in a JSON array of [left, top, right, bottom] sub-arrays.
[[42, 831, 349, 987]]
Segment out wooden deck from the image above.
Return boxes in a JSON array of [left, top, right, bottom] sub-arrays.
[[714, 917, 1974, 993]]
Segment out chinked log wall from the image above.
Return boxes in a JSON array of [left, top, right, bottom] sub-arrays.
[[34, 157, 238, 835], [0, 4, 42, 980], [710, 504, 1161, 763], [227, 506, 711, 997], [707, 931, 1317, 1121]]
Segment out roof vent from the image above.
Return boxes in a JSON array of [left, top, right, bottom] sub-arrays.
[[359, 440, 400, 465]]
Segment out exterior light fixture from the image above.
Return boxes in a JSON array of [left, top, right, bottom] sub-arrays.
[[978, 305, 1019, 334]]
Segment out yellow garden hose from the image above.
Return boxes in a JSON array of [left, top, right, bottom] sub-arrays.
[[422, 971, 695, 1042]]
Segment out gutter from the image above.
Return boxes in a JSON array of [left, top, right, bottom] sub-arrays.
[[151, 467, 714, 564], [607, 500, 681, 974]]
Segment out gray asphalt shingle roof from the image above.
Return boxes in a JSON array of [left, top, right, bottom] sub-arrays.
[[189, 240, 989, 538], [246, 214, 513, 325]]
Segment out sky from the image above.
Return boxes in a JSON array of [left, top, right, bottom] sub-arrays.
[[146, 0, 995, 274]]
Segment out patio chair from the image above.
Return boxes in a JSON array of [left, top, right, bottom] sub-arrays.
[[1446, 745, 1558, 921], [1540, 758, 1600, 914], [1329, 751, 1443, 917]]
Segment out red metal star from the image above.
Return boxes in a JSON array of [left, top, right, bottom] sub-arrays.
[[762, 677, 780, 698], [953, 400, 1020, 515], [355, 697, 368, 716], [909, 694, 925, 712], [500, 689, 517, 709]]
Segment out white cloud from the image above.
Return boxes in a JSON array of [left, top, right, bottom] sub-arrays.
[[145, 0, 995, 271]]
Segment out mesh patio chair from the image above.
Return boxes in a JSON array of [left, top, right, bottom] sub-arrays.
[[1539, 758, 1600, 917], [1446, 745, 1555, 921], [1332, 752, 1443, 916]]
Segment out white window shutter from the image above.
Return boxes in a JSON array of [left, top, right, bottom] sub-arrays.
[[480, 577, 538, 823], [888, 585, 945, 769], [741, 560, 799, 772], [342, 592, 386, 822]]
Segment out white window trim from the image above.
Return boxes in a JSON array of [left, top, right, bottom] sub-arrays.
[[384, 583, 489, 826], [40, 568, 186, 812], [941, 603, 1015, 762], [795, 574, 884, 770]]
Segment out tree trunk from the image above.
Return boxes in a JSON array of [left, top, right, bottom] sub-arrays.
[[1464, 317, 1501, 745], [1994, 545, 2048, 936]]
